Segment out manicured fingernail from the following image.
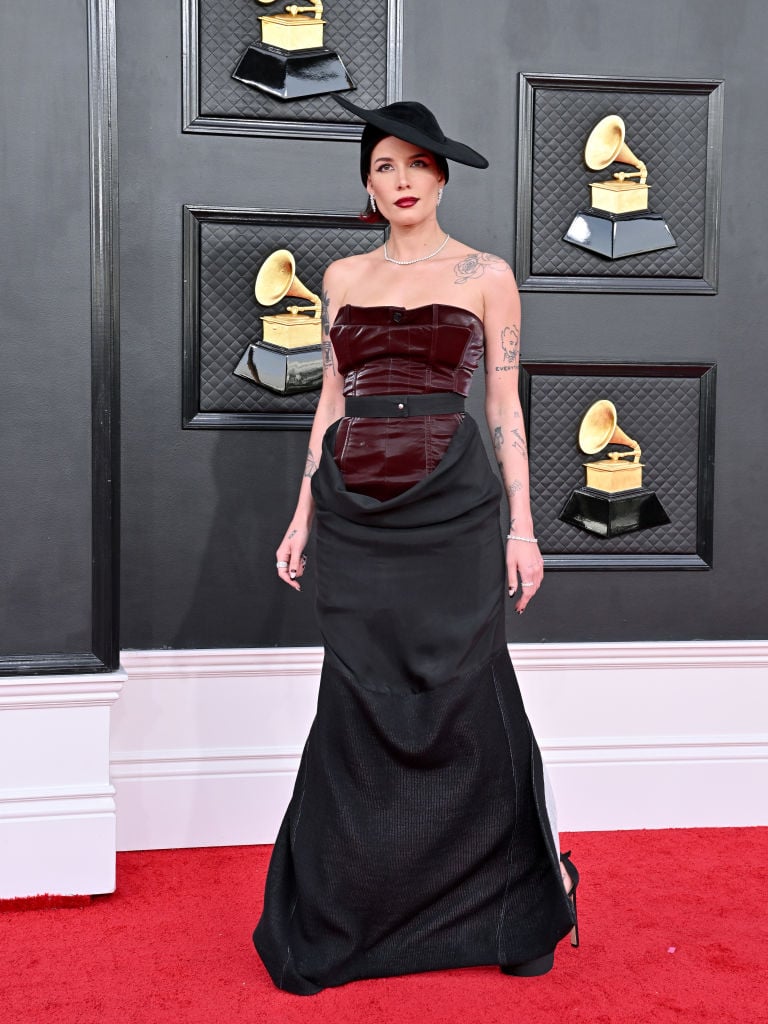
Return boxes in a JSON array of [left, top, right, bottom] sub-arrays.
[[508, 588, 515, 597], [289, 570, 296, 579]]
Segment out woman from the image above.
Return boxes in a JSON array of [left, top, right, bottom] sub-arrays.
[[253, 98, 578, 995]]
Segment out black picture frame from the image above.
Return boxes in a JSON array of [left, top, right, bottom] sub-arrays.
[[1, 0, 120, 676], [182, 0, 403, 139], [182, 205, 386, 429], [519, 361, 716, 570], [515, 73, 724, 294]]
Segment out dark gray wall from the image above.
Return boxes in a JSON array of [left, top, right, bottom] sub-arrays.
[[119, 0, 768, 647], [0, 1, 93, 656]]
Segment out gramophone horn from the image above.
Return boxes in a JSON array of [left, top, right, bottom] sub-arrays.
[[584, 114, 644, 176], [254, 249, 320, 309], [578, 399, 640, 459]]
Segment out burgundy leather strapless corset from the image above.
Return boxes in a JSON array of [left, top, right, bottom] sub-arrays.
[[330, 303, 485, 501]]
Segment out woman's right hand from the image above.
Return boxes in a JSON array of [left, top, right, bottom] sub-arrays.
[[275, 523, 310, 592]]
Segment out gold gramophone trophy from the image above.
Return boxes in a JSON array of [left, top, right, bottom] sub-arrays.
[[559, 399, 670, 536], [234, 249, 323, 395], [563, 114, 677, 259], [232, 0, 353, 100]]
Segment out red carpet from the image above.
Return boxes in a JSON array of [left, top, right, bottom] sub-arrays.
[[2, 828, 767, 1024]]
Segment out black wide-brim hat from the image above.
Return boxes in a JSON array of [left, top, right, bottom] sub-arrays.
[[335, 96, 489, 185]]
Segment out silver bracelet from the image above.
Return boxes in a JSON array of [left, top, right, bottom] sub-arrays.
[[506, 533, 538, 543]]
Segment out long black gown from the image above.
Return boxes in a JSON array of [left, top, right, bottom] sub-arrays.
[[253, 304, 575, 994]]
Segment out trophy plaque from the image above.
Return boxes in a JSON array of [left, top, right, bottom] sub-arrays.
[[232, 0, 354, 101], [559, 399, 670, 537], [234, 249, 323, 395], [564, 115, 677, 259]]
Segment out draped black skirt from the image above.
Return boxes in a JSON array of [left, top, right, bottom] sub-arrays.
[[253, 416, 575, 994]]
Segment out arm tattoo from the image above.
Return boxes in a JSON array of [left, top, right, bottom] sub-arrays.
[[303, 447, 318, 478], [494, 324, 520, 370], [493, 425, 504, 451], [320, 289, 335, 375], [454, 251, 507, 285], [510, 428, 528, 459], [507, 478, 522, 518]]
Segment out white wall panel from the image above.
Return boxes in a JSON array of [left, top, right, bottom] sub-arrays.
[[113, 644, 768, 850]]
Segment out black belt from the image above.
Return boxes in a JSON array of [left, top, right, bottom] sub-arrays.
[[344, 392, 465, 418]]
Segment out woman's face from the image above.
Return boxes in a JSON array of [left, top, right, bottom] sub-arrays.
[[366, 136, 445, 222]]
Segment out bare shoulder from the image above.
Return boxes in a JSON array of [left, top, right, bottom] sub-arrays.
[[324, 248, 382, 302], [450, 244, 515, 286]]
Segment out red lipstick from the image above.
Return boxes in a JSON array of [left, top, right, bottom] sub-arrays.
[[394, 197, 418, 208]]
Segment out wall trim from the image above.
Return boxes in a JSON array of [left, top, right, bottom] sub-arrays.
[[113, 643, 768, 848], [0, 673, 125, 710], [111, 733, 767, 778], [0, 668, 124, 897], [0, 786, 116, 822], [121, 640, 768, 677]]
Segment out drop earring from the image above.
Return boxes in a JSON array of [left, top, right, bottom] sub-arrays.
[[369, 193, 377, 213], [437, 186, 444, 206]]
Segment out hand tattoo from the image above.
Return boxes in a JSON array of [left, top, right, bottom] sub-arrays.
[[288, 529, 297, 539], [454, 252, 507, 285], [303, 447, 318, 478]]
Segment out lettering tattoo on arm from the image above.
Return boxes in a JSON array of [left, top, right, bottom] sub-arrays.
[[454, 252, 507, 285], [320, 289, 335, 375], [303, 447, 318, 478]]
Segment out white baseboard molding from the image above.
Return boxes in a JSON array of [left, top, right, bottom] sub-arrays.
[[0, 670, 124, 898], [114, 643, 768, 850]]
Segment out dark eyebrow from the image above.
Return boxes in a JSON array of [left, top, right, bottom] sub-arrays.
[[373, 152, 432, 164]]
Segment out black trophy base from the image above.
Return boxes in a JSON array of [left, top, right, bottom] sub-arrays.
[[232, 44, 353, 100], [234, 342, 322, 395], [559, 486, 670, 537], [563, 208, 677, 259]]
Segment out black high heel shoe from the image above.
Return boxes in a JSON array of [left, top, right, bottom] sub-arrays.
[[500, 852, 580, 976], [560, 850, 580, 948]]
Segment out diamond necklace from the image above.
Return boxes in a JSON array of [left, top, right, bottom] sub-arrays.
[[383, 232, 450, 265]]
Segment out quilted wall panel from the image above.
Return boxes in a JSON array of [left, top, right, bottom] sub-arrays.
[[194, 0, 394, 126], [196, 216, 384, 416], [515, 75, 724, 291], [526, 370, 704, 556]]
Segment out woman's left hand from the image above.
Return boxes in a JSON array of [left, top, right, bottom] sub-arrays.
[[506, 538, 544, 613]]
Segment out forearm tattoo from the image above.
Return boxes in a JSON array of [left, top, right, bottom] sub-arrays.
[[493, 425, 504, 451], [506, 478, 522, 522], [303, 447, 318, 478], [320, 289, 335, 375], [454, 252, 507, 285], [495, 324, 520, 371], [510, 428, 528, 459]]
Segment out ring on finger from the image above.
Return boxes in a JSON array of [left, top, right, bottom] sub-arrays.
[[276, 560, 288, 569], [521, 581, 535, 587]]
